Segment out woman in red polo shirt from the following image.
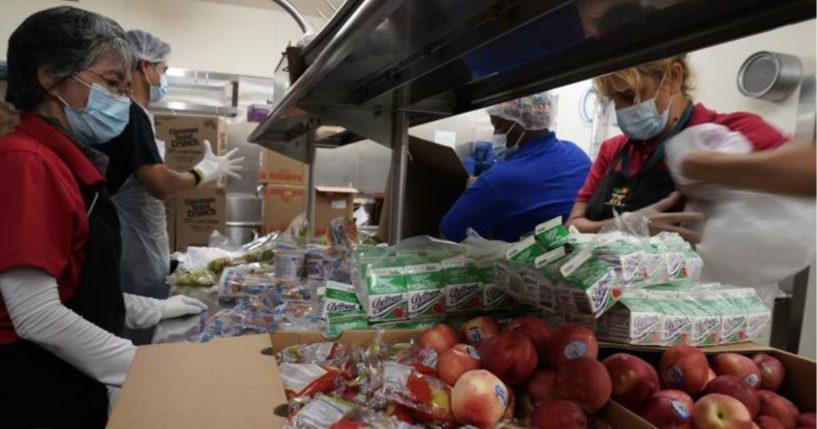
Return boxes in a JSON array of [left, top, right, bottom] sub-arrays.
[[0, 7, 205, 428], [566, 55, 789, 238]]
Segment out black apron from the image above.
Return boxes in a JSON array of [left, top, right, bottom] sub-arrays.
[[586, 105, 694, 221], [0, 184, 125, 429]]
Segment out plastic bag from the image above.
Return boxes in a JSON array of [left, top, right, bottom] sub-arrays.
[[666, 124, 817, 304]]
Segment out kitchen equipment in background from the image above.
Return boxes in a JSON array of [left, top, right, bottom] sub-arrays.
[[225, 192, 263, 245], [737, 51, 803, 101]]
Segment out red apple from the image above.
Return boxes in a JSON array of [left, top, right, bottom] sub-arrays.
[[438, 344, 482, 386], [692, 393, 753, 429], [603, 353, 660, 409], [708, 369, 718, 384], [639, 390, 694, 429], [548, 323, 599, 368], [587, 415, 613, 429], [757, 390, 799, 429], [751, 354, 786, 392], [502, 389, 516, 421], [712, 354, 762, 390], [704, 375, 759, 418], [752, 424, 760, 429], [460, 316, 500, 346], [419, 324, 459, 354], [659, 344, 710, 395], [526, 369, 558, 405], [451, 369, 510, 429], [530, 400, 588, 429], [480, 332, 538, 387], [756, 416, 785, 429], [505, 316, 552, 367], [797, 413, 816, 427], [555, 357, 612, 413]]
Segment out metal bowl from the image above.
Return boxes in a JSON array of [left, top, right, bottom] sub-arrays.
[[737, 51, 803, 102]]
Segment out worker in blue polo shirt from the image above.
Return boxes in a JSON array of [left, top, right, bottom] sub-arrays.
[[440, 92, 591, 242]]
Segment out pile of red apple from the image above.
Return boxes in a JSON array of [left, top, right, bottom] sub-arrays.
[[418, 316, 611, 428], [606, 343, 814, 429]]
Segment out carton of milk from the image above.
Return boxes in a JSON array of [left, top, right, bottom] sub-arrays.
[[442, 257, 483, 312], [560, 249, 620, 317], [534, 217, 569, 251], [477, 264, 512, 310], [506, 236, 545, 266], [361, 264, 408, 322], [596, 292, 664, 346], [403, 262, 445, 320]]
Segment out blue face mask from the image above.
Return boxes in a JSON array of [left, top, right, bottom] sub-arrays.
[[148, 70, 168, 103], [615, 76, 673, 141], [58, 76, 131, 145]]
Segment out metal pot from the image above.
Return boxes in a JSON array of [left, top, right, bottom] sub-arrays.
[[226, 193, 263, 224], [737, 51, 803, 102], [225, 222, 261, 245]]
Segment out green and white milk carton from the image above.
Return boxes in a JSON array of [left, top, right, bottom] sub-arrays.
[[361, 261, 408, 322], [321, 281, 366, 321], [742, 290, 772, 343], [442, 257, 483, 312], [596, 290, 664, 345], [560, 249, 620, 317], [506, 235, 545, 266], [477, 263, 511, 310], [714, 287, 750, 344], [534, 217, 569, 251], [650, 291, 694, 346], [683, 291, 722, 346], [403, 261, 445, 320]]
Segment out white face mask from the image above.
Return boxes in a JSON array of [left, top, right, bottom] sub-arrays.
[[615, 73, 673, 140]]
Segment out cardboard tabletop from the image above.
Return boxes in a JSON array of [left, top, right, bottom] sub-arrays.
[[108, 334, 286, 429]]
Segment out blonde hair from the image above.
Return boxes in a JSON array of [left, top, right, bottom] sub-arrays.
[[593, 55, 695, 103]]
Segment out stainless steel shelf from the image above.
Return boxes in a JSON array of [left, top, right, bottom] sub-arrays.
[[249, 0, 814, 242]]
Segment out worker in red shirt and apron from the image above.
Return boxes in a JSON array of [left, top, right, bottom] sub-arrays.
[[566, 55, 789, 240], [0, 7, 207, 428]]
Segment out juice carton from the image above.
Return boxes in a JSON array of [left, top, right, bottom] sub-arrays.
[[403, 262, 445, 320], [534, 217, 569, 251], [442, 257, 482, 312]]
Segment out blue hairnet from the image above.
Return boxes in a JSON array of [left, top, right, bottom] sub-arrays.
[[486, 92, 554, 130], [126, 29, 171, 65]]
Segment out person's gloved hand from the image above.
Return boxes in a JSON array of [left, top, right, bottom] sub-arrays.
[[192, 140, 245, 184], [634, 191, 705, 244], [160, 295, 208, 320]]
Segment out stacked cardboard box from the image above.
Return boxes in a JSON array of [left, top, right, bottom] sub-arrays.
[[155, 115, 228, 252], [259, 149, 307, 234]]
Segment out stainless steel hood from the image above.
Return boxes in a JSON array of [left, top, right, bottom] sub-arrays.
[[249, 0, 815, 160]]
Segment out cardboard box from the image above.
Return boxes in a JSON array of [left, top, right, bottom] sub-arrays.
[[315, 186, 357, 236], [599, 342, 816, 428], [109, 330, 670, 429], [378, 136, 469, 242], [258, 149, 307, 186], [261, 184, 306, 234], [174, 186, 226, 252], [154, 115, 227, 187]]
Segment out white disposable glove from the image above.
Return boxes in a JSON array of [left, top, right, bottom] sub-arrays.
[[160, 295, 209, 320], [124, 293, 208, 329], [192, 140, 245, 184]]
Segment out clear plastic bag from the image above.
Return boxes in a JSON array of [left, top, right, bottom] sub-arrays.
[[666, 124, 817, 304]]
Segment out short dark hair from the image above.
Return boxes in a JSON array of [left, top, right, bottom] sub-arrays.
[[5, 6, 131, 111]]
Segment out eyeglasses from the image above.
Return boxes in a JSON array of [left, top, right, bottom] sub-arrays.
[[81, 69, 131, 97]]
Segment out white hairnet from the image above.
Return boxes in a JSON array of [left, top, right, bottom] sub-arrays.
[[126, 29, 171, 64], [486, 92, 554, 130]]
